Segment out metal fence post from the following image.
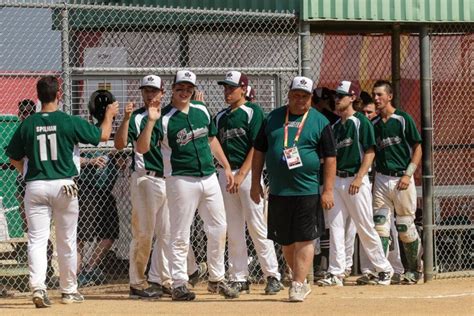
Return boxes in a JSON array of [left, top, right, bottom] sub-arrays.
[[299, 18, 314, 284], [391, 24, 401, 109], [61, 3, 71, 113], [299, 20, 310, 78], [420, 24, 434, 282]]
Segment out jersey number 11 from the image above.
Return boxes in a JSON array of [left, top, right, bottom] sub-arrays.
[[37, 133, 58, 161]]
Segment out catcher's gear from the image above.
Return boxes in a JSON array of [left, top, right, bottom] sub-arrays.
[[62, 183, 79, 198], [396, 215, 418, 243], [88, 90, 115, 124], [373, 208, 390, 237]]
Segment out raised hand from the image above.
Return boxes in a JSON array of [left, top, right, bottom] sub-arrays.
[[148, 105, 161, 121], [124, 102, 134, 120], [106, 101, 119, 119]]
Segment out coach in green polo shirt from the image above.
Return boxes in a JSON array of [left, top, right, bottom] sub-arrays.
[[251, 76, 337, 302]]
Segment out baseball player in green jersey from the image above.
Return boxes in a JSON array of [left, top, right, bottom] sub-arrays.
[[252, 76, 337, 302], [5, 76, 118, 308], [214, 71, 281, 295], [137, 70, 238, 301], [114, 75, 173, 299], [371, 80, 423, 284], [317, 80, 393, 287]]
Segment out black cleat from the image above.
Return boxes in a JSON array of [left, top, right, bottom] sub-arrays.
[[172, 285, 196, 301], [129, 286, 162, 299], [208, 281, 239, 299], [264, 276, 282, 295]]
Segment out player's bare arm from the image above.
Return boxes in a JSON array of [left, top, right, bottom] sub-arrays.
[[230, 147, 254, 194], [250, 148, 265, 204], [80, 156, 107, 169], [99, 101, 119, 141], [397, 143, 422, 191], [114, 102, 134, 150], [136, 106, 161, 154], [349, 147, 375, 195], [321, 156, 336, 209], [9, 158, 24, 174], [209, 136, 234, 191]]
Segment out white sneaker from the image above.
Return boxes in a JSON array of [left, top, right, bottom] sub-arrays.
[[289, 281, 311, 302], [316, 274, 344, 287]]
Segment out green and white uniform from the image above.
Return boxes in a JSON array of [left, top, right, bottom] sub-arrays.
[[214, 102, 280, 283], [161, 101, 228, 288], [5, 111, 101, 294], [127, 107, 171, 291], [325, 112, 392, 279], [372, 109, 423, 278]]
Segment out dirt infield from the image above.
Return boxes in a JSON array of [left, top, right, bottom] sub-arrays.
[[1, 278, 473, 315]]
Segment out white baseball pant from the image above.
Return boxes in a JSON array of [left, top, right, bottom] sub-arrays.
[[326, 175, 392, 276], [25, 179, 78, 294], [129, 171, 171, 290], [359, 210, 405, 274], [373, 173, 417, 225], [344, 218, 357, 273], [149, 237, 200, 288], [166, 174, 227, 288], [218, 169, 280, 282]]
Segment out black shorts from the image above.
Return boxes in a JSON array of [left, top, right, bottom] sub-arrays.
[[267, 194, 320, 246], [77, 189, 120, 242]]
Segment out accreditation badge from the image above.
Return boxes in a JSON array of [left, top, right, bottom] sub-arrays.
[[283, 146, 303, 170]]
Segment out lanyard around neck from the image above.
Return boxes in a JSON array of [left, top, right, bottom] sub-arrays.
[[284, 106, 309, 148]]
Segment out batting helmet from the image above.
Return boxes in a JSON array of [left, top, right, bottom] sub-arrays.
[[88, 90, 115, 123]]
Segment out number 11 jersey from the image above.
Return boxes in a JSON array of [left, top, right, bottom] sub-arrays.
[[6, 111, 101, 181]]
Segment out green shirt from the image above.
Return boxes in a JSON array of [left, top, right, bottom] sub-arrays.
[[254, 106, 336, 196], [5, 111, 101, 181], [161, 101, 217, 177], [333, 111, 375, 174], [128, 107, 164, 175], [214, 101, 264, 169], [373, 109, 422, 173]]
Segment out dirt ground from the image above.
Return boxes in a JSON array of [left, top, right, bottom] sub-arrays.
[[1, 277, 473, 315]]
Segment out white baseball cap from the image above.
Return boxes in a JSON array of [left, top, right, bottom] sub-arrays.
[[174, 70, 197, 86], [289, 76, 313, 94], [139, 75, 164, 90], [335, 80, 361, 97], [217, 71, 249, 87]]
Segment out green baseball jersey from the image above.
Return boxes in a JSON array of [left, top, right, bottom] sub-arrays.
[[333, 111, 375, 174], [128, 107, 164, 175], [254, 106, 336, 196], [373, 109, 422, 173], [5, 111, 101, 181], [161, 101, 217, 177], [213, 101, 264, 169]]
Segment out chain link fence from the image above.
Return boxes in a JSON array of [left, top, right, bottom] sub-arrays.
[[0, 1, 472, 293], [430, 24, 473, 277]]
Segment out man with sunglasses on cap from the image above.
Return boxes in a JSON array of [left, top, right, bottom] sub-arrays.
[[137, 70, 238, 301], [317, 81, 393, 287], [251, 76, 336, 302], [114, 74, 172, 299], [214, 71, 281, 295]]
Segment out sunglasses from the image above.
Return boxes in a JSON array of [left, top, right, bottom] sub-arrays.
[[335, 93, 351, 98]]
